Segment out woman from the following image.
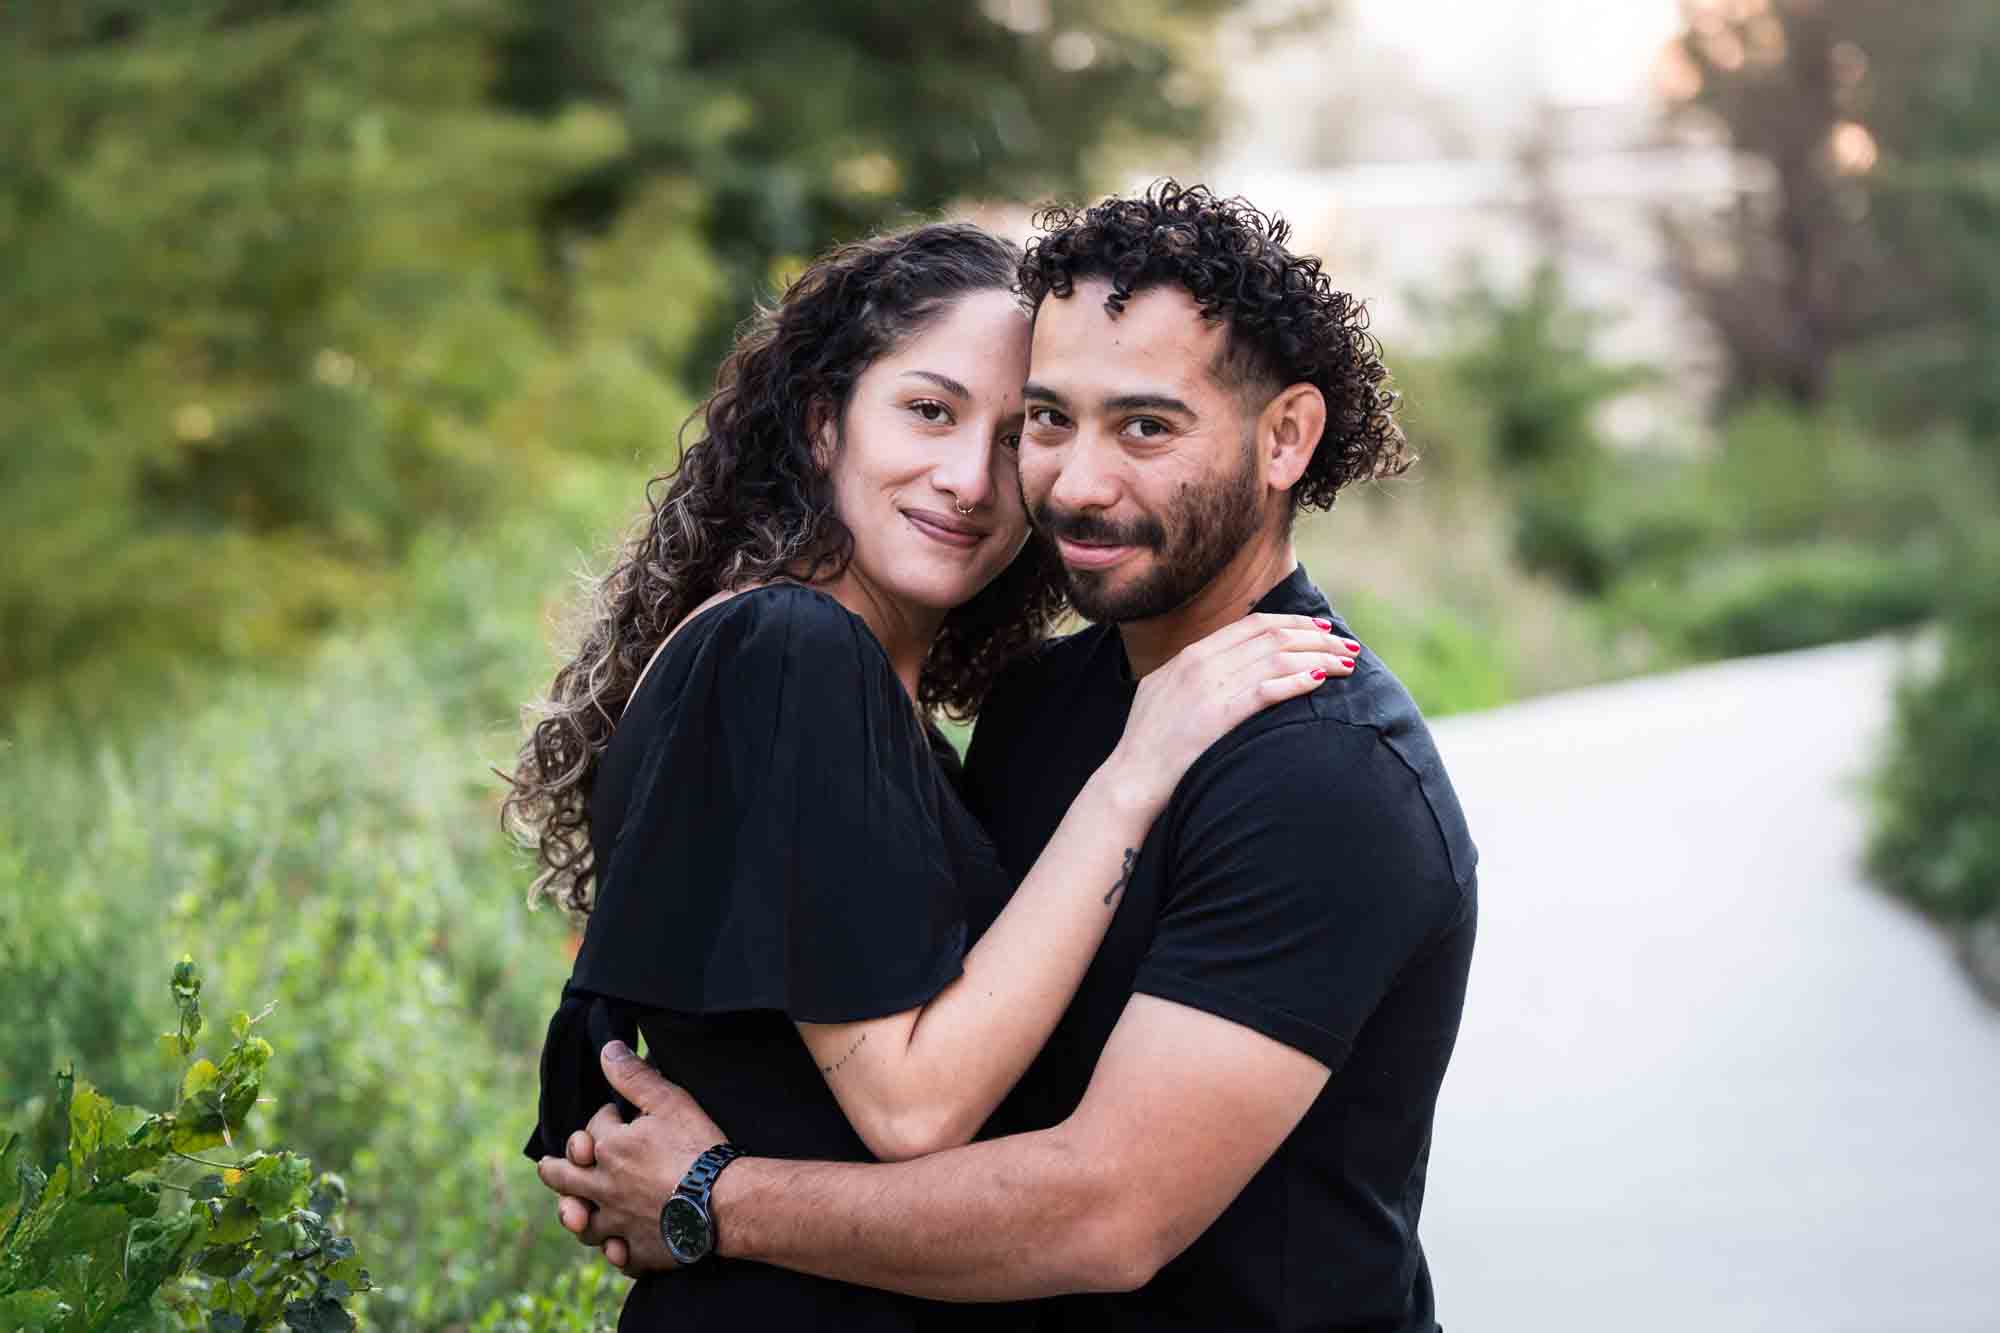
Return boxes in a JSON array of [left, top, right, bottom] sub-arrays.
[[508, 222, 1354, 1328]]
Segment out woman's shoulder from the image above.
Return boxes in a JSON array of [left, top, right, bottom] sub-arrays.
[[624, 582, 899, 730], [691, 583, 899, 690]]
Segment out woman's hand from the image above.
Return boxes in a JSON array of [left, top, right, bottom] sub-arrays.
[[1102, 614, 1357, 812]]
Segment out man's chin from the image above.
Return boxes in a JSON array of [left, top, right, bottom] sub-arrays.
[[1065, 562, 1187, 624]]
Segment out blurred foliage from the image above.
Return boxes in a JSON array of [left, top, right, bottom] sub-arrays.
[[0, 0, 1265, 709], [1337, 591, 1514, 719], [0, 0, 708, 707], [1418, 264, 1659, 596], [1, 960, 369, 1333], [1405, 261, 1994, 667], [1667, 0, 2000, 424], [1857, 4, 2000, 437], [0, 503, 623, 1326], [1621, 541, 1941, 661], [468, 1263, 619, 1333], [1867, 539, 2000, 982], [494, 0, 1265, 369]]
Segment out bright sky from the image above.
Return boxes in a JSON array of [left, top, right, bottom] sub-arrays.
[[1356, 0, 1684, 105]]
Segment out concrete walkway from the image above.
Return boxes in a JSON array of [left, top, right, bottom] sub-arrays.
[[1421, 636, 2000, 1331]]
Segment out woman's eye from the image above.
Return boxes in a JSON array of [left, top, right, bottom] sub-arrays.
[[999, 432, 1023, 452], [911, 400, 952, 424]]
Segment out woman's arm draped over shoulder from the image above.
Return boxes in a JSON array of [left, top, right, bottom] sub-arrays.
[[792, 607, 1353, 1161]]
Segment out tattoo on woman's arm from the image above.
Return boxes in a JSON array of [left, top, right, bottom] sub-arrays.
[[821, 1033, 866, 1075], [1105, 847, 1138, 906]]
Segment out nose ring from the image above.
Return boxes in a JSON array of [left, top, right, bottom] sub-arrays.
[[955, 502, 974, 516]]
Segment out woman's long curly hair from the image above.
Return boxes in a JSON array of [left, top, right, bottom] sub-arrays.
[[505, 222, 1069, 913], [1020, 180, 1411, 513]]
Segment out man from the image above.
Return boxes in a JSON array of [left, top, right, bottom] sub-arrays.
[[538, 182, 1478, 1331]]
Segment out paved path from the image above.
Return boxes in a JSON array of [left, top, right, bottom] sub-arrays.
[[1421, 636, 2000, 1331]]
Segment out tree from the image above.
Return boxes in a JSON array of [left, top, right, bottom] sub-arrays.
[[1661, 0, 2000, 426], [495, 0, 1271, 370], [0, 0, 1278, 701]]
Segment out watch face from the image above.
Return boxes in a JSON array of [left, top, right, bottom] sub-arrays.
[[661, 1195, 712, 1263]]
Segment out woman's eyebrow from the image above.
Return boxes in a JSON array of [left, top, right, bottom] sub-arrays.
[[901, 370, 971, 398]]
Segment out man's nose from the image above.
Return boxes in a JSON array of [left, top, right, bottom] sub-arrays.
[[1047, 433, 1121, 513]]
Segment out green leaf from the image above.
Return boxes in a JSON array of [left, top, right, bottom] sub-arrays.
[[180, 1061, 221, 1105], [305, 1175, 345, 1221], [0, 1290, 69, 1329], [65, 1078, 118, 1184], [159, 1032, 189, 1068], [281, 1295, 354, 1333], [195, 1242, 253, 1278], [126, 1210, 204, 1298], [238, 1155, 308, 1217], [0, 1159, 47, 1254], [206, 1197, 259, 1247], [79, 1180, 159, 1214], [190, 1175, 227, 1202]]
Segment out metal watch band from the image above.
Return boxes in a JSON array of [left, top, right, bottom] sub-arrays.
[[675, 1143, 744, 1203]]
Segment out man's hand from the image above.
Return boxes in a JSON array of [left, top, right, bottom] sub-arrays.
[[535, 1040, 729, 1274]]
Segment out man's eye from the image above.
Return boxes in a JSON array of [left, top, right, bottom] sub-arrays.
[[1124, 417, 1169, 439], [911, 400, 952, 424], [1027, 407, 1069, 430]]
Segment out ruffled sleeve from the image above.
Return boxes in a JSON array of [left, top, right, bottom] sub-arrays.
[[524, 586, 971, 1159]]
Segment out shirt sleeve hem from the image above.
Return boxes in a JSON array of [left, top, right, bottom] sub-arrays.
[[1131, 970, 1350, 1071]]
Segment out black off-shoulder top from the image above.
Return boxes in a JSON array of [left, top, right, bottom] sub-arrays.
[[523, 584, 1023, 1331]]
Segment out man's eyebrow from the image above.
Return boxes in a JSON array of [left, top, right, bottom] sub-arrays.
[[1022, 380, 1067, 407], [1103, 393, 1196, 417], [902, 370, 971, 398]]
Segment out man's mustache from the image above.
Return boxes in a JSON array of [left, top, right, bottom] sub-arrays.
[[1032, 502, 1166, 552]]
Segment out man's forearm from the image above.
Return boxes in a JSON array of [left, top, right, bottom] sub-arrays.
[[712, 1126, 1147, 1301]]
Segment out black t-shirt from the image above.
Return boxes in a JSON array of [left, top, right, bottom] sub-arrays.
[[523, 584, 1024, 1332], [961, 565, 1478, 1333]]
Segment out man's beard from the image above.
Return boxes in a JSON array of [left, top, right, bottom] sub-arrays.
[[1035, 437, 1266, 624]]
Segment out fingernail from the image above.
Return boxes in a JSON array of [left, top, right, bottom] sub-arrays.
[[1340, 657, 1355, 669], [603, 1040, 633, 1062], [1343, 640, 1361, 653], [1314, 619, 1332, 631], [1311, 668, 1327, 680]]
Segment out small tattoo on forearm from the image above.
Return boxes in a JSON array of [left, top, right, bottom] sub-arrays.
[[821, 1033, 866, 1075], [1105, 847, 1137, 906]]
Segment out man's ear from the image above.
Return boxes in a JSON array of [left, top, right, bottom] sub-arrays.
[[1260, 383, 1327, 494]]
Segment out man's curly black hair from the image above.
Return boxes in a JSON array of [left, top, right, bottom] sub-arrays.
[[1019, 180, 1412, 514]]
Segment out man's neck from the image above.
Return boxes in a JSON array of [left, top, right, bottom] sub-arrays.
[[1118, 535, 1300, 679]]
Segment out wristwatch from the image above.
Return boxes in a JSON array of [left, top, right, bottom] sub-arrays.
[[659, 1143, 745, 1265]]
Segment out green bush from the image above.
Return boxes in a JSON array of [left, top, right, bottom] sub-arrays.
[[1, 959, 370, 1332], [469, 1264, 619, 1333], [1338, 592, 1515, 718], [1621, 542, 1944, 661], [0, 512, 634, 1328], [1867, 545, 2000, 940]]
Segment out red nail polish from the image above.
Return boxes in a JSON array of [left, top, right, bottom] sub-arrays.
[[1314, 619, 1332, 631], [1340, 657, 1355, 669], [1344, 640, 1361, 653], [1311, 668, 1327, 680]]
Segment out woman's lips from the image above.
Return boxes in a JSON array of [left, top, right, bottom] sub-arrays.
[[1055, 537, 1134, 569], [903, 509, 986, 549]]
